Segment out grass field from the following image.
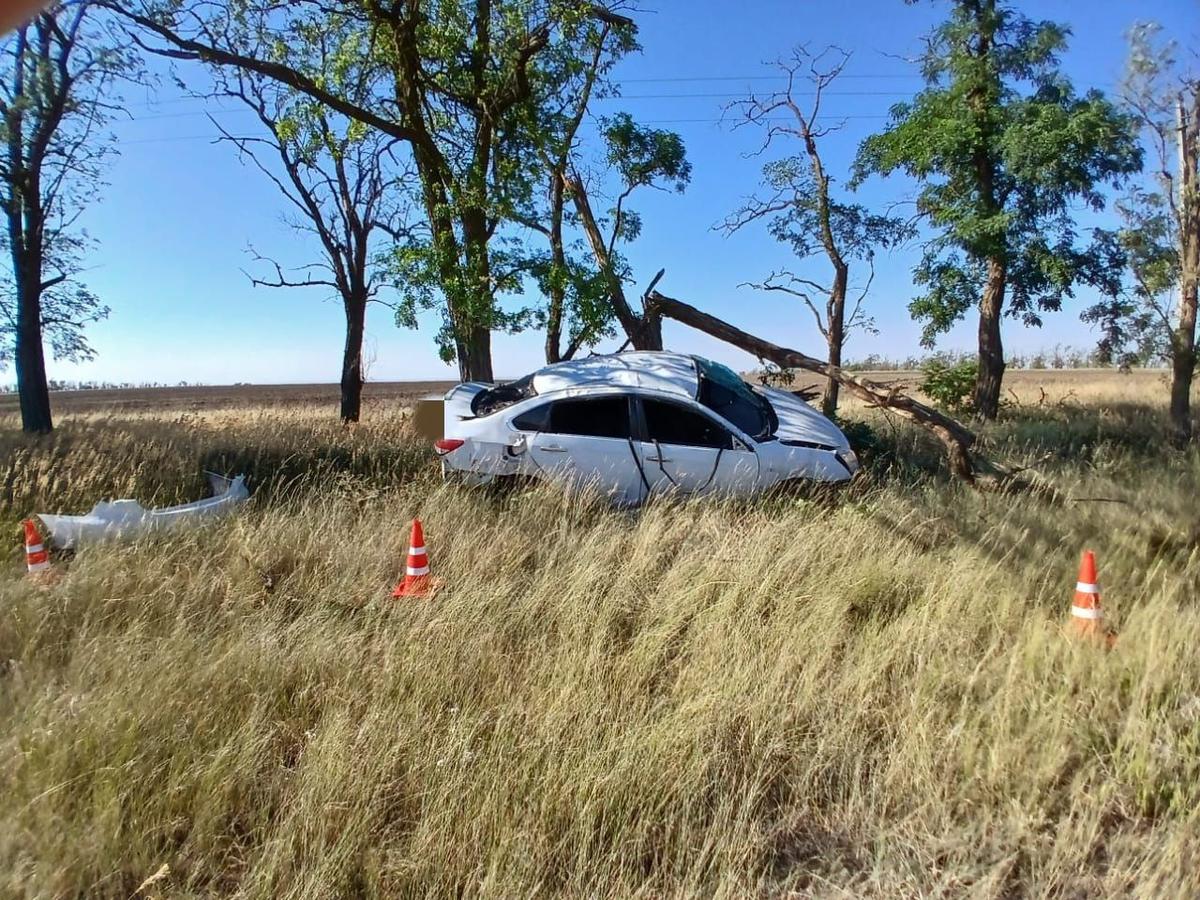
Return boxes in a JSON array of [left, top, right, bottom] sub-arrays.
[[2, 369, 1199, 898]]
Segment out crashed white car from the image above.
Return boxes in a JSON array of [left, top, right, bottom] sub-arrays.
[[435, 351, 858, 504]]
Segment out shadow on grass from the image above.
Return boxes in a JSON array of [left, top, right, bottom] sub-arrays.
[[199, 441, 437, 504], [835, 399, 1200, 586]]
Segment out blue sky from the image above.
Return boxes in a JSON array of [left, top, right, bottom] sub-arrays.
[[33, 0, 1200, 385]]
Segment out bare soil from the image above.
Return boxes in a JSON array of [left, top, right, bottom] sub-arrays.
[[0, 369, 1169, 417]]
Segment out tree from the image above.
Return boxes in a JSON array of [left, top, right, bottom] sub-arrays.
[[514, 14, 628, 363], [1081, 192, 1175, 370], [1, 1, 131, 432], [564, 112, 689, 353], [723, 46, 913, 416], [853, 0, 1142, 419], [513, 25, 690, 365], [117, 0, 637, 383], [204, 28, 414, 423], [1099, 22, 1198, 446]]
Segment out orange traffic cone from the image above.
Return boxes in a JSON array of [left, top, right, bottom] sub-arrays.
[[23, 518, 51, 578], [392, 519, 437, 599], [1071, 550, 1114, 646]]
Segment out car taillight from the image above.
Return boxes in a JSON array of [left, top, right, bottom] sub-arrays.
[[434, 438, 465, 455]]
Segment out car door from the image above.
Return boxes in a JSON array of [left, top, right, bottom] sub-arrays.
[[523, 395, 645, 505], [634, 396, 760, 497]]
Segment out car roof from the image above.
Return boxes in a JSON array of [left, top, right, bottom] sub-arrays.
[[530, 352, 700, 400]]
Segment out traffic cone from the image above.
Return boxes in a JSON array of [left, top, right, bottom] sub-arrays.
[[392, 518, 437, 599], [23, 518, 51, 578], [1071, 550, 1114, 646]]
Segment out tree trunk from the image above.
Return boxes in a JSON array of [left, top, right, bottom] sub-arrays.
[[823, 262, 848, 418], [964, 5, 1005, 422], [974, 256, 1006, 420], [340, 296, 366, 423], [457, 207, 496, 383], [644, 290, 982, 481], [456, 323, 493, 383], [1170, 89, 1199, 447], [1168, 315, 1195, 447], [15, 277, 53, 433], [544, 172, 566, 364]]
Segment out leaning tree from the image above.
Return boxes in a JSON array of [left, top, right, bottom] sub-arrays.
[[853, 0, 1142, 419], [1, 0, 134, 432]]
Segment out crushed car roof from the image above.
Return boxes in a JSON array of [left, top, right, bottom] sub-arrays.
[[530, 352, 699, 399]]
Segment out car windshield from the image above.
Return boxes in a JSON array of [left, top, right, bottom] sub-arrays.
[[692, 356, 776, 440]]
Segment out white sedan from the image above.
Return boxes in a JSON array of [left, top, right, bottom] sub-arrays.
[[434, 351, 859, 505]]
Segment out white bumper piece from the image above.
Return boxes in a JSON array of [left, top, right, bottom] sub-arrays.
[[36, 472, 250, 549]]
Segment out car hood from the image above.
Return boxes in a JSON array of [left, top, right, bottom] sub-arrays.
[[761, 387, 850, 450]]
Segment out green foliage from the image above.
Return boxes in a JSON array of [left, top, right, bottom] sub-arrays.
[[758, 155, 913, 263], [1082, 21, 1197, 372], [527, 251, 618, 349], [0, 1, 137, 374], [829, 413, 879, 458], [921, 357, 979, 413], [132, 0, 647, 373], [600, 113, 691, 194], [853, 1, 1142, 343]]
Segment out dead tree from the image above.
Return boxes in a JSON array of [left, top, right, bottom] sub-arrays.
[[643, 289, 984, 481], [723, 46, 911, 417], [1117, 23, 1199, 447]]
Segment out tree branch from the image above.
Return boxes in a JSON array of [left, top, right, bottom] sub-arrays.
[[109, 3, 421, 144], [644, 289, 997, 483]]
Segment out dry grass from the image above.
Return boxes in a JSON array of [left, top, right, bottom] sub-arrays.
[[2, 375, 1200, 898]]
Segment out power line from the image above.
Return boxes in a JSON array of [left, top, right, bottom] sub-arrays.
[[118, 73, 924, 111], [600, 90, 911, 99], [117, 92, 907, 124], [620, 73, 921, 82], [120, 133, 238, 144], [117, 113, 894, 144], [119, 94, 907, 128], [636, 115, 892, 124]]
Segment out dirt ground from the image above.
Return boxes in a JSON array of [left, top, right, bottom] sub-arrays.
[[0, 368, 1170, 417], [787, 367, 1171, 407], [0, 380, 458, 415]]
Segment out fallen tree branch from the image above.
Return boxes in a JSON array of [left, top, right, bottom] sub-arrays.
[[645, 289, 1010, 485]]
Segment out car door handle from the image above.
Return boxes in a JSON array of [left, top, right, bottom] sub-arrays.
[[646, 455, 672, 463], [537, 445, 568, 453]]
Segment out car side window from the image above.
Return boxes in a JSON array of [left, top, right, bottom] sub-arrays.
[[545, 396, 631, 439], [642, 399, 733, 450], [511, 403, 550, 432]]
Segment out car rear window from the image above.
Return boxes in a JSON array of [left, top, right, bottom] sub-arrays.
[[472, 373, 537, 416]]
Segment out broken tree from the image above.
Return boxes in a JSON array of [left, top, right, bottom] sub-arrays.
[[643, 289, 989, 482]]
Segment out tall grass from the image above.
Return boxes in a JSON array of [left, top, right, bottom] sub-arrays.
[[1, 393, 1199, 898]]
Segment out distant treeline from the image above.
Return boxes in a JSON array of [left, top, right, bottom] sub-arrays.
[[843, 346, 1155, 373], [0, 380, 210, 393]]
